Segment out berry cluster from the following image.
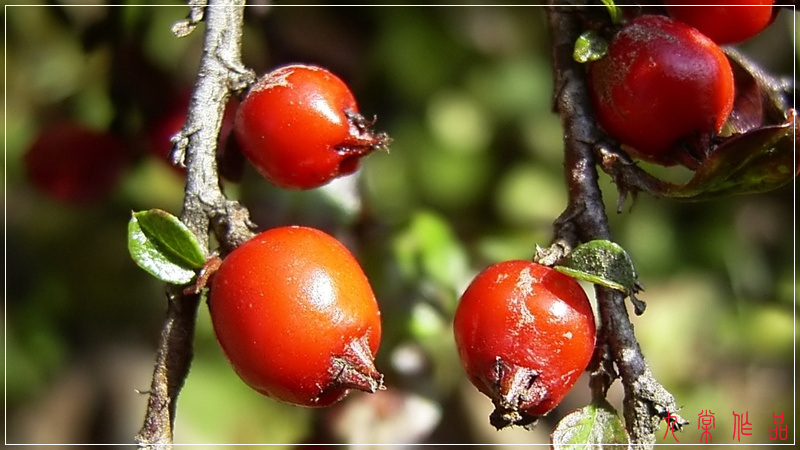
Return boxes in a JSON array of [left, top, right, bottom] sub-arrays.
[[587, 2, 776, 167], [212, 64, 600, 421], [210, 60, 605, 424], [208, 64, 388, 407]]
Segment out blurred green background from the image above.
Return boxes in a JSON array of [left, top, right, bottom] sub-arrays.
[[4, 3, 796, 448]]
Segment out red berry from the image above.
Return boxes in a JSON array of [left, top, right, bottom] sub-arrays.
[[587, 15, 735, 166], [234, 64, 389, 189], [209, 226, 383, 407], [665, 1, 775, 45], [24, 121, 129, 204], [453, 261, 596, 429]]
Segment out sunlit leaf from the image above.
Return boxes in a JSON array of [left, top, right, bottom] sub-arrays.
[[127, 209, 206, 285], [555, 239, 639, 296], [551, 400, 629, 449]]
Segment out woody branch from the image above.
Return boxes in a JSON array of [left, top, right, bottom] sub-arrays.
[[135, 1, 254, 448], [546, 2, 686, 446]]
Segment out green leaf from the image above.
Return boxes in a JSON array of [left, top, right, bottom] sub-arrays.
[[127, 209, 206, 285], [573, 30, 608, 63], [133, 209, 207, 268], [551, 400, 629, 449], [555, 240, 640, 296], [665, 111, 798, 200]]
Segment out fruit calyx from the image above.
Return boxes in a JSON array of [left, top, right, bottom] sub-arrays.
[[328, 334, 385, 394], [336, 109, 391, 175], [487, 357, 544, 430]]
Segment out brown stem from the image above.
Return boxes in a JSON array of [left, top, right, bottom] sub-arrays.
[[135, 1, 254, 448], [546, 3, 686, 446], [135, 289, 200, 449]]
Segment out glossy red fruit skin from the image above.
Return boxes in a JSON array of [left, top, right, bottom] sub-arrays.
[[209, 226, 382, 407], [587, 15, 735, 166], [24, 121, 128, 204], [665, 1, 775, 45], [234, 64, 386, 189], [453, 261, 596, 424]]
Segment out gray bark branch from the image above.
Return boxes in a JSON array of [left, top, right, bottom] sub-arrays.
[[135, 1, 254, 448]]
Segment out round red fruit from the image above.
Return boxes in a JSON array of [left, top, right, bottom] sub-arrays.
[[24, 121, 129, 204], [209, 226, 383, 407], [665, 1, 775, 45], [234, 64, 389, 189], [453, 261, 596, 429], [587, 15, 735, 166]]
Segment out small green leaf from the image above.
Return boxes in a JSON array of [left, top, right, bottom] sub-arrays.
[[573, 30, 608, 63], [551, 400, 629, 449], [601, 0, 622, 25], [555, 240, 640, 296], [133, 209, 206, 269], [128, 209, 206, 285], [665, 111, 798, 200]]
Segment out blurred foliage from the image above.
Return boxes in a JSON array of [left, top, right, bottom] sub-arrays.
[[5, 3, 796, 448]]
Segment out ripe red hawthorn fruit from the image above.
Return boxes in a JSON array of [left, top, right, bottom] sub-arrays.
[[453, 260, 596, 429], [24, 121, 129, 204], [587, 15, 735, 167], [665, 1, 775, 45], [209, 226, 383, 407], [234, 64, 389, 189]]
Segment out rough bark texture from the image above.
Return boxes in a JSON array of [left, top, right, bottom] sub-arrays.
[[546, 3, 686, 447]]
